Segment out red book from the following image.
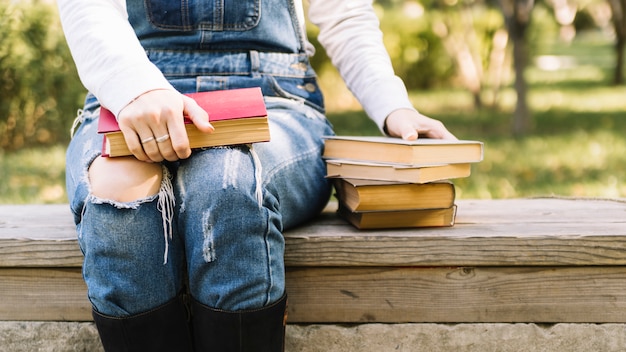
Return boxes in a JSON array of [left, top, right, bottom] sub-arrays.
[[98, 87, 270, 157]]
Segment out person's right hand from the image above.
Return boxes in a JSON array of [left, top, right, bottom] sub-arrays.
[[384, 108, 457, 141], [117, 89, 214, 162]]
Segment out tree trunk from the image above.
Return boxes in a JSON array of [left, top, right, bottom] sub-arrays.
[[614, 29, 625, 85], [608, 0, 626, 85], [512, 33, 531, 135], [498, 0, 534, 136]]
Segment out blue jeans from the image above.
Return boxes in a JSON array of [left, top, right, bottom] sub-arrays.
[[66, 79, 334, 317]]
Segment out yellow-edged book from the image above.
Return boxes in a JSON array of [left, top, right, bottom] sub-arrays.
[[99, 87, 270, 157], [326, 159, 471, 183], [323, 136, 483, 165], [337, 203, 457, 229], [333, 178, 455, 212]]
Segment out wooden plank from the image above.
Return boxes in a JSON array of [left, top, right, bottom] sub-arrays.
[[286, 198, 626, 266], [0, 268, 91, 321], [0, 204, 76, 240], [285, 220, 626, 267], [285, 233, 626, 266], [0, 204, 83, 267], [5, 198, 626, 240], [2, 199, 626, 267], [7, 221, 626, 267], [456, 198, 626, 225], [285, 266, 626, 323], [0, 240, 83, 267], [5, 265, 626, 323]]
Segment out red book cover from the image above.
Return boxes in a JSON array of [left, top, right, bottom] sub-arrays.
[[98, 87, 267, 133]]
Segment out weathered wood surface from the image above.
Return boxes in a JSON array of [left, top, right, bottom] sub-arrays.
[[3, 198, 626, 323], [2, 198, 626, 267], [4, 265, 626, 323], [286, 266, 626, 323], [285, 197, 626, 266], [0, 268, 90, 321]]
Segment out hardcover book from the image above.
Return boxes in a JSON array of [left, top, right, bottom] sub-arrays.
[[333, 178, 456, 212], [326, 159, 471, 183], [337, 202, 457, 229], [98, 87, 270, 157], [323, 136, 483, 165]]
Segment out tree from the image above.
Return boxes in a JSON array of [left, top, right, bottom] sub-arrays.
[[607, 0, 626, 84], [0, 0, 85, 151], [497, 0, 535, 135]]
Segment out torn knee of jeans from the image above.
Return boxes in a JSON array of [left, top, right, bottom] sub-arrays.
[[86, 164, 171, 208], [87, 193, 157, 209]]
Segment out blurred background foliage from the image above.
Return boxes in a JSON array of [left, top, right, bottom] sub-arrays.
[[0, 0, 84, 151], [1, 0, 626, 203]]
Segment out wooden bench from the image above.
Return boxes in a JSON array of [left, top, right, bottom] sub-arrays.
[[2, 198, 626, 324]]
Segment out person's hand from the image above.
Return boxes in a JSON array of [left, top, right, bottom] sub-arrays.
[[117, 89, 214, 162], [384, 108, 457, 141]]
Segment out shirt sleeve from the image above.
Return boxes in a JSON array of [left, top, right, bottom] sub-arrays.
[[306, 0, 416, 133], [56, 0, 174, 118]]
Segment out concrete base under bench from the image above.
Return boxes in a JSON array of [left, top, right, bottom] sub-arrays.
[[3, 322, 626, 352]]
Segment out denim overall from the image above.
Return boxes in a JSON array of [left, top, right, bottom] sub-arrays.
[[66, 0, 334, 317]]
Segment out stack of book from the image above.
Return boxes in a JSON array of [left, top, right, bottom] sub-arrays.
[[322, 136, 484, 229]]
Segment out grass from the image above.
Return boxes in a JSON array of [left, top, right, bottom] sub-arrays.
[[2, 31, 626, 203], [0, 145, 66, 204]]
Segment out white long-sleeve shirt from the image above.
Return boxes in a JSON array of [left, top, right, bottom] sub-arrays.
[[57, 0, 416, 132]]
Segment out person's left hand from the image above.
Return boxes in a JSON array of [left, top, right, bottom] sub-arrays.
[[384, 108, 457, 140], [117, 89, 213, 162]]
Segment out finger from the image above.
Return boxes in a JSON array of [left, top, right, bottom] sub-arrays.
[[121, 126, 151, 161], [419, 120, 458, 140], [435, 129, 458, 140], [134, 125, 168, 162], [140, 133, 166, 162], [137, 109, 183, 162], [153, 130, 181, 161], [165, 116, 191, 160], [182, 95, 214, 133], [399, 127, 418, 141], [118, 108, 164, 162]]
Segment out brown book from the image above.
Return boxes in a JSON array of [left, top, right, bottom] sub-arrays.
[[337, 202, 457, 229], [326, 159, 471, 183], [323, 136, 483, 165], [333, 178, 455, 212], [98, 87, 270, 157]]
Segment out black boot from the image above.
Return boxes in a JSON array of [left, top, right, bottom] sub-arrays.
[[92, 294, 194, 352], [191, 293, 288, 352]]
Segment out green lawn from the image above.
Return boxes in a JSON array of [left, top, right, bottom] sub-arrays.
[[2, 31, 626, 203], [0, 145, 67, 204]]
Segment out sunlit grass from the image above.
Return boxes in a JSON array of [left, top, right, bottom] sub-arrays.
[[0, 145, 67, 204], [453, 129, 626, 199]]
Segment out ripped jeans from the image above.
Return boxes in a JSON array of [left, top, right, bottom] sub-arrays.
[[66, 95, 334, 317]]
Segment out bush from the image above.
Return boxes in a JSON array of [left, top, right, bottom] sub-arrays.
[[0, 0, 86, 151]]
